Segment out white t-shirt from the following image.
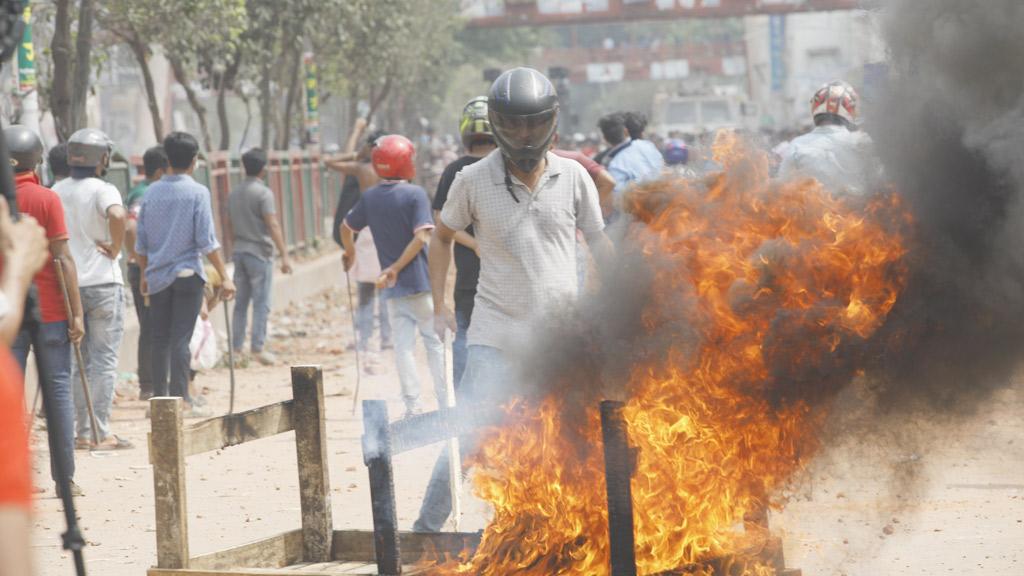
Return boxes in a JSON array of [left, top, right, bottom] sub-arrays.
[[54, 177, 124, 287]]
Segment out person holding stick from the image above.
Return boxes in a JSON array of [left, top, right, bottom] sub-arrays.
[[2, 125, 85, 495], [54, 128, 133, 451]]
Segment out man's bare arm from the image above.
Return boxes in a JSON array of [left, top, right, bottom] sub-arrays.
[[434, 209, 478, 253], [584, 229, 615, 277], [428, 223, 458, 338], [52, 240, 84, 343], [380, 228, 432, 284], [341, 223, 357, 271], [99, 204, 127, 258], [324, 159, 362, 176], [594, 168, 617, 218], [262, 211, 292, 273]]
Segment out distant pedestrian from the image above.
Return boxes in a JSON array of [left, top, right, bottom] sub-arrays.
[[54, 128, 132, 451], [623, 111, 665, 175], [601, 112, 664, 210], [135, 131, 235, 417], [46, 142, 70, 186], [125, 145, 168, 400], [341, 134, 445, 417], [327, 124, 392, 351], [227, 147, 292, 366], [4, 125, 85, 495]]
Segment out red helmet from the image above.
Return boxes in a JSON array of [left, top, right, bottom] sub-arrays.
[[811, 80, 859, 127], [371, 135, 416, 180]]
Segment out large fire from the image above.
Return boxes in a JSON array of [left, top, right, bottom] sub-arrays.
[[431, 134, 907, 575]]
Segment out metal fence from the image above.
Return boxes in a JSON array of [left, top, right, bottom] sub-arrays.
[[108, 150, 344, 259]]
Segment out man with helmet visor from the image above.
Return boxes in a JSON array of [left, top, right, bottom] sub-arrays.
[[3, 125, 85, 493], [54, 127, 133, 450], [415, 68, 612, 532]]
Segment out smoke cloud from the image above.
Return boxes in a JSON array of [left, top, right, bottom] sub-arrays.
[[866, 0, 1024, 411]]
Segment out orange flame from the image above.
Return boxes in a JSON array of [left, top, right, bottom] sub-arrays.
[[429, 135, 907, 575]]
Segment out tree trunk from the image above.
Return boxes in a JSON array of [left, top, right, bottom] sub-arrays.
[[216, 51, 241, 151], [258, 61, 272, 150], [129, 37, 164, 143], [70, 0, 95, 132], [50, 0, 74, 141], [169, 56, 212, 152], [365, 75, 392, 125], [277, 47, 303, 150]]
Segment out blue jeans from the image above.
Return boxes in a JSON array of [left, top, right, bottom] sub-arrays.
[[232, 252, 274, 352], [413, 345, 513, 532], [386, 292, 446, 414], [12, 320, 75, 483], [150, 275, 204, 401], [72, 284, 125, 441], [356, 281, 391, 351], [452, 290, 475, 387], [128, 263, 153, 397]]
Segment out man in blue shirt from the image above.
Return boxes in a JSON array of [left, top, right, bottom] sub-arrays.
[[598, 112, 665, 211], [136, 132, 235, 416], [341, 134, 445, 418]]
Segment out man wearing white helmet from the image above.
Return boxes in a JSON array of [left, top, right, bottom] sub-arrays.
[[53, 128, 132, 450], [778, 80, 876, 196]]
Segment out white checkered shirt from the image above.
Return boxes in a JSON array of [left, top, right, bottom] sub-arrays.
[[440, 150, 604, 350]]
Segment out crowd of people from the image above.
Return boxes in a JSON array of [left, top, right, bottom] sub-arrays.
[[324, 70, 867, 533], [0, 65, 867, 574], [0, 118, 310, 572]]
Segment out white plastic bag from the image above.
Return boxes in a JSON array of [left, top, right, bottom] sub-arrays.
[[190, 317, 218, 371]]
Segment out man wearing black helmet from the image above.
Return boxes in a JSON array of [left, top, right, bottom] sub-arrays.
[[3, 125, 85, 495], [415, 68, 611, 532]]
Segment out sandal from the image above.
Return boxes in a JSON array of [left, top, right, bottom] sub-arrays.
[[75, 437, 94, 451], [92, 435, 135, 451]]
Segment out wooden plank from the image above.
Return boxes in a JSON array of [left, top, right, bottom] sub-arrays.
[[148, 564, 427, 576], [331, 530, 481, 565], [387, 406, 499, 456], [362, 400, 401, 575], [151, 397, 190, 568], [292, 366, 333, 562], [148, 563, 437, 575], [184, 401, 295, 457], [187, 529, 303, 571]]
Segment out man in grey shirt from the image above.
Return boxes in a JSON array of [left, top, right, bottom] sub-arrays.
[[228, 148, 292, 365], [414, 67, 612, 532]]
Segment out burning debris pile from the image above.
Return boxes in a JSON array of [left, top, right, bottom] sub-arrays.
[[429, 134, 908, 575]]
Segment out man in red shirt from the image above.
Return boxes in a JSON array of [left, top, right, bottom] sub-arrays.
[[4, 125, 85, 497]]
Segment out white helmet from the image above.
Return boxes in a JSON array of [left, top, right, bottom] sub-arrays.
[[810, 81, 859, 128]]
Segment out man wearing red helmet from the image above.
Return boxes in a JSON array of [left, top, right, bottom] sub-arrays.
[[341, 135, 446, 418], [778, 80, 876, 195]]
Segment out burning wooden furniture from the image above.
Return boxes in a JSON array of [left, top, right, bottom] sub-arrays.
[[360, 399, 802, 575]]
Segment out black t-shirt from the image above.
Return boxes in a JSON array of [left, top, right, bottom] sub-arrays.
[[432, 155, 482, 292]]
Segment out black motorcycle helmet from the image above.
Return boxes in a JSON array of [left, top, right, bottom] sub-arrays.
[[487, 67, 559, 173], [3, 125, 43, 172]]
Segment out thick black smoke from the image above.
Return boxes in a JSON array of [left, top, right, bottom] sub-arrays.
[[866, 0, 1024, 411]]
